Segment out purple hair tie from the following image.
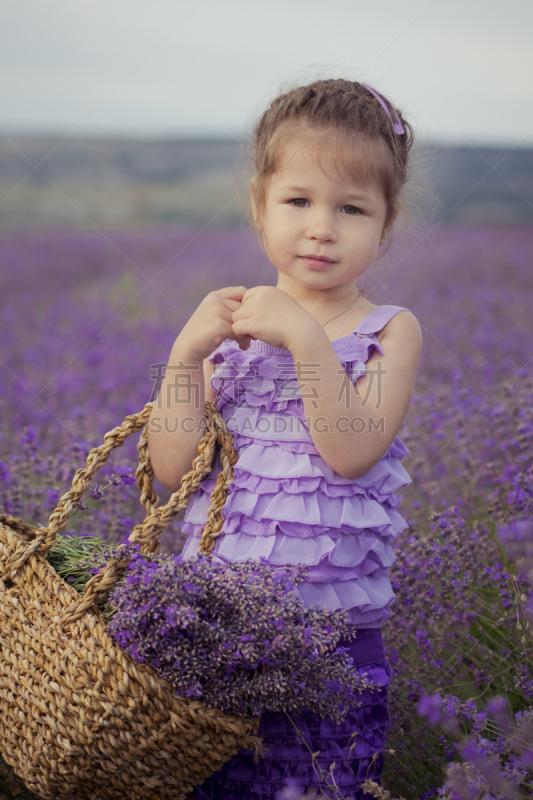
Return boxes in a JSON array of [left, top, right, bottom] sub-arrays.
[[362, 83, 405, 135]]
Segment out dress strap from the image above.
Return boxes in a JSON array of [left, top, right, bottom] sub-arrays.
[[354, 305, 410, 337]]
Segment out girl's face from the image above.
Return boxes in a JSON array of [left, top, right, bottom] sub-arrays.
[[252, 140, 390, 298]]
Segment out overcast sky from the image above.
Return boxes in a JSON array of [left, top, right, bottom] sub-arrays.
[[1, 0, 532, 148]]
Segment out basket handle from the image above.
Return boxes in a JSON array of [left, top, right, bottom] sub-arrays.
[[54, 400, 238, 631], [4, 400, 235, 590], [136, 414, 159, 516], [3, 402, 155, 581], [2, 406, 164, 555]]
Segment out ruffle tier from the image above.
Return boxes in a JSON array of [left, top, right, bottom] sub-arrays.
[[227, 430, 408, 458], [188, 658, 392, 800], [209, 334, 383, 379], [184, 434, 410, 504], [213, 401, 409, 464], [182, 447, 410, 544], [181, 527, 396, 578], [208, 335, 381, 420], [231, 441, 410, 498]]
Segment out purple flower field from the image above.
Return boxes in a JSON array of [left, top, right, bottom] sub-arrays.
[[1, 222, 533, 799]]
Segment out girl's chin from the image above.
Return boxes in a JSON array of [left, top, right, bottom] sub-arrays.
[[275, 263, 360, 288]]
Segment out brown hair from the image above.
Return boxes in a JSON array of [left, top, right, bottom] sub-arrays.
[[236, 77, 436, 264]]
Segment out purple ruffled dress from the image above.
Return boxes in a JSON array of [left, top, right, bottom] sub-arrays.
[[181, 305, 412, 800]]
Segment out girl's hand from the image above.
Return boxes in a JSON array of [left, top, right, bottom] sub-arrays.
[[175, 286, 253, 361], [231, 287, 319, 351]]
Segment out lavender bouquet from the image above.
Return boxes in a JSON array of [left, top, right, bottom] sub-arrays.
[[101, 545, 375, 723]]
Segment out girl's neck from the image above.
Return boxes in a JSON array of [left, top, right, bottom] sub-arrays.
[[307, 297, 378, 341], [276, 280, 359, 310], [329, 304, 378, 340], [274, 278, 376, 337]]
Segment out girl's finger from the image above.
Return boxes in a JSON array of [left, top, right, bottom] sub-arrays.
[[231, 304, 246, 320], [243, 285, 272, 300], [241, 287, 261, 304], [216, 286, 248, 300], [231, 316, 252, 338], [224, 298, 244, 313]]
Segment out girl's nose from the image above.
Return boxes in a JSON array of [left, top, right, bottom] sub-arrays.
[[306, 213, 336, 241]]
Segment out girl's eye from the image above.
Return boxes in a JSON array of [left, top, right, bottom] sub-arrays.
[[343, 205, 362, 215], [289, 199, 362, 215]]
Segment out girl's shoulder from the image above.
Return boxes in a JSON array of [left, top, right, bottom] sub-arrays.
[[350, 306, 421, 374], [351, 303, 419, 342]]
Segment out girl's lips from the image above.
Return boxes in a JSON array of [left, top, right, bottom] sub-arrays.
[[300, 256, 335, 268]]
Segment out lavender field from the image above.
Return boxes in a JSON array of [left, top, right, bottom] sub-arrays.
[[1, 223, 533, 799]]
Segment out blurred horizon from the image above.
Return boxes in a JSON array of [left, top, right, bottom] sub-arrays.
[[2, 130, 532, 148], [1, 135, 532, 230]]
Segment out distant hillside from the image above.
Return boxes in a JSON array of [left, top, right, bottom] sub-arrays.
[[424, 145, 533, 225], [0, 136, 531, 228]]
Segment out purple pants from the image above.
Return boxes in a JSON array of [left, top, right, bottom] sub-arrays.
[[189, 627, 392, 800]]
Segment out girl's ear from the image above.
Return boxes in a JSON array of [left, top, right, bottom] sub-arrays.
[[379, 207, 399, 245]]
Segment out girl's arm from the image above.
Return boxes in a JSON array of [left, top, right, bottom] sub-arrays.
[[147, 285, 249, 494], [288, 310, 422, 480], [148, 353, 218, 493]]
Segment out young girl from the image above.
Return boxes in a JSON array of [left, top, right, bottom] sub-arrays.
[[148, 77, 422, 800]]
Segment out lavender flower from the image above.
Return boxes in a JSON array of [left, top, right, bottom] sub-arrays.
[[108, 465, 136, 486], [105, 552, 373, 722], [417, 692, 533, 799]]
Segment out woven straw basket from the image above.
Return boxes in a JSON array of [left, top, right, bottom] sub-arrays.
[[0, 400, 267, 800]]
